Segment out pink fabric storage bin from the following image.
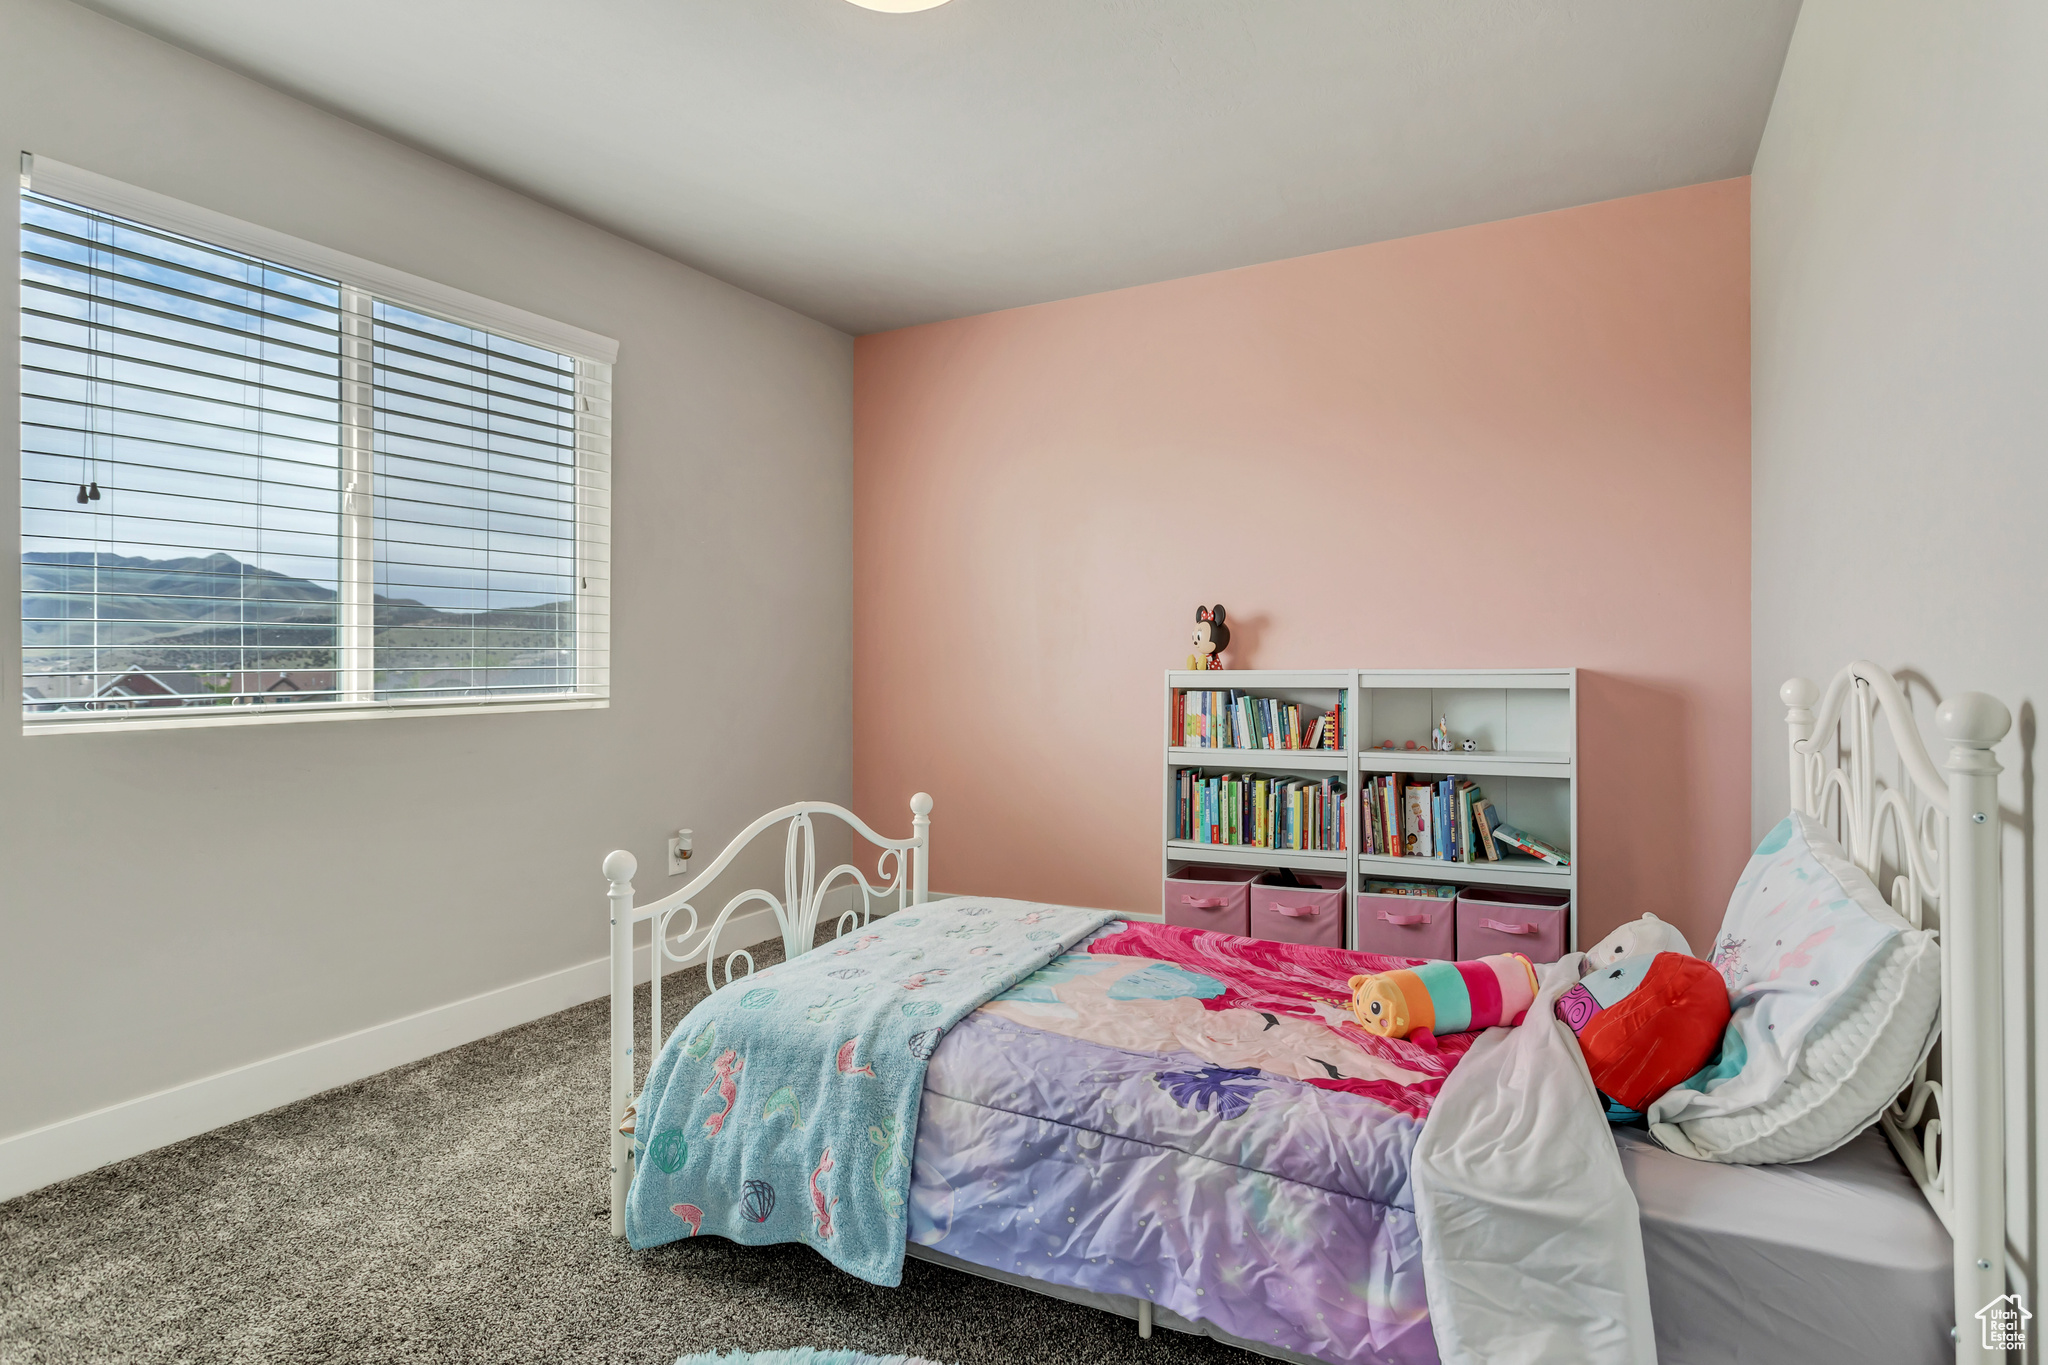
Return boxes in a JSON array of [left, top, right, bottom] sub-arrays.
[[1352, 880, 1457, 960], [1456, 889, 1571, 963], [1164, 865, 1257, 937], [1249, 872, 1346, 948]]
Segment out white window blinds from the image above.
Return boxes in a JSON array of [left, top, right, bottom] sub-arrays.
[[21, 189, 348, 711], [18, 159, 613, 728], [368, 301, 584, 700]]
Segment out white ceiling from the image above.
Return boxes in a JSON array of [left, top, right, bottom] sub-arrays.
[[80, 0, 1801, 334]]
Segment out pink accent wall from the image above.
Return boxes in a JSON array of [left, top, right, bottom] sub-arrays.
[[853, 179, 1751, 952]]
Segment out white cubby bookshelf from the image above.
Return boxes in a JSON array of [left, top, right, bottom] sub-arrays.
[[1162, 668, 1579, 950]]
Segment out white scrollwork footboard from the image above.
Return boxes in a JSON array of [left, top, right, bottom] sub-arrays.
[[600, 794, 931, 1237]]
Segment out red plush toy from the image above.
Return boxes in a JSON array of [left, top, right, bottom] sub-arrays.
[[1555, 951, 1730, 1119]]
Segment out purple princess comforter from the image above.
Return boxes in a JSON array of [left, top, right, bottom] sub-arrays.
[[905, 919, 1479, 1365]]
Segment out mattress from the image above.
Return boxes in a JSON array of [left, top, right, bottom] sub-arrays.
[[1615, 1125, 1953, 1364]]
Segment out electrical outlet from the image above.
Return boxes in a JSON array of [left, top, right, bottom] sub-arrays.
[[667, 829, 694, 877]]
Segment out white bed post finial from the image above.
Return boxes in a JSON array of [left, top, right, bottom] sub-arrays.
[[1781, 677, 1820, 816], [604, 848, 637, 1240], [1936, 693, 2010, 1359], [910, 792, 933, 906]]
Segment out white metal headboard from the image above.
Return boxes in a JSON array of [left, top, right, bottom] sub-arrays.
[[599, 793, 932, 1238], [1781, 663, 2009, 1360]]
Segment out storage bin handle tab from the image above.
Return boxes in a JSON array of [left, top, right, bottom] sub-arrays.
[[1479, 918, 1537, 935], [1377, 909, 1429, 926], [1181, 894, 1229, 909], [1272, 903, 1320, 918]]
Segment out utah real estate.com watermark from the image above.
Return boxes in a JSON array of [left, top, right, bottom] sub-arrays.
[[1977, 1293, 2031, 1352]]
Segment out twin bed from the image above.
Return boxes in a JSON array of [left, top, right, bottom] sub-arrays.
[[601, 661, 2013, 1365]]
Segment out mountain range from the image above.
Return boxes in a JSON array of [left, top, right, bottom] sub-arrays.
[[22, 550, 572, 633]]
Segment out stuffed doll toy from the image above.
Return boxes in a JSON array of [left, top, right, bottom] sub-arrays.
[[1348, 953, 1539, 1041], [1580, 913, 1694, 974], [1555, 951, 1730, 1121], [1186, 604, 1229, 671]]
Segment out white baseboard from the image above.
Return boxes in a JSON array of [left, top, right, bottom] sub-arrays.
[[0, 901, 784, 1204], [0, 886, 1005, 1204]]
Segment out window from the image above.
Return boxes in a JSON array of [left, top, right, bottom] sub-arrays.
[[18, 157, 613, 731]]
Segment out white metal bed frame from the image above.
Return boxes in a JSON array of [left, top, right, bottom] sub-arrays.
[[598, 660, 2012, 1361], [1781, 662, 2011, 1360], [601, 794, 932, 1239]]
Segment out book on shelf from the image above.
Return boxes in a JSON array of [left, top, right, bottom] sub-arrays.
[[1472, 797, 1502, 861], [1491, 821, 1571, 867], [1357, 773, 1564, 867], [1173, 768, 1349, 853], [1403, 784, 1431, 858], [1172, 689, 1342, 752], [1435, 780, 1458, 863], [1364, 776, 1384, 859], [1361, 879, 1456, 900], [1456, 781, 1479, 865]]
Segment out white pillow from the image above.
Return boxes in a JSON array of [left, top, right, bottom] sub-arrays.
[[1648, 811, 1940, 1164]]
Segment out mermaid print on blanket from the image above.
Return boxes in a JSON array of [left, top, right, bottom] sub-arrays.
[[624, 897, 1117, 1286]]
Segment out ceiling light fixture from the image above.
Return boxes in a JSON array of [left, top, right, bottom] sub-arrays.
[[845, 0, 952, 10]]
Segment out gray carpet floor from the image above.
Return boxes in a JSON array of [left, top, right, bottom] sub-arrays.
[[0, 940, 1259, 1365]]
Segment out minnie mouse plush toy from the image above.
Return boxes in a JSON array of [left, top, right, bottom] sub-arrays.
[[1187, 604, 1229, 671]]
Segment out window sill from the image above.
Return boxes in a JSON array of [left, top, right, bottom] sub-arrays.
[[21, 693, 609, 737]]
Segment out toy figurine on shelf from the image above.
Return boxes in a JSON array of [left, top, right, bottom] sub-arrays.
[[1430, 716, 1452, 752], [1461, 739, 1478, 752], [1186, 605, 1230, 671]]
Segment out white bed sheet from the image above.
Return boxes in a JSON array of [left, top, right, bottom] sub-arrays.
[[1615, 1126, 1953, 1364]]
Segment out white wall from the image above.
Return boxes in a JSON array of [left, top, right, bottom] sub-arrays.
[[0, 0, 853, 1186], [1752, 0, 2046, 1326]]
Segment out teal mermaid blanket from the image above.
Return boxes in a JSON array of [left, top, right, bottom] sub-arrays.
[[624, 897, 1119, 1285]]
